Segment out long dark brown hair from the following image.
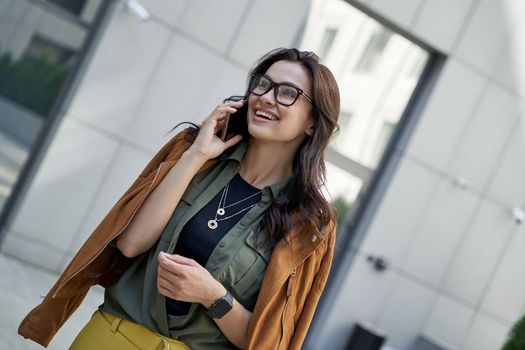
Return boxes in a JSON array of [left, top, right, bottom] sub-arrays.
[[166, 47, 340, 248]]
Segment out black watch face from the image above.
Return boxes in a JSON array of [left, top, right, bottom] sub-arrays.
[[213, 298, 232, 317]]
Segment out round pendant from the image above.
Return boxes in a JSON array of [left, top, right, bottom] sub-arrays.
[[207, 219, 218, 229], [217, 208, 225, 215]]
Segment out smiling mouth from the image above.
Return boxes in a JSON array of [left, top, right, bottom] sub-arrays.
[[254, 109, 279, 121]]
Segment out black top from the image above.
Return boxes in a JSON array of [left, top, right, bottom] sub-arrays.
[[166, 173, 262, 315]]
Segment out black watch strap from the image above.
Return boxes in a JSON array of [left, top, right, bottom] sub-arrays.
[[206, 290, 234, 319]]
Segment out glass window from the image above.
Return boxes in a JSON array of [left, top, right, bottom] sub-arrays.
[[318, 27, 338, 60], [23, 34, 76, 66], [322, 162, 363, 227], [0, 0, 104, 215], [371, 120, 396, 166], [332, 111, 352, 150], [354, 26, 392, 73], [47, 0, 87, 16], [300, 0, 430, 246], [407, 50, 428, 78]]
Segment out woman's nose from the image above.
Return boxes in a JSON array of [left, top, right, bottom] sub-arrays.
[[260, 88, 277, 105]]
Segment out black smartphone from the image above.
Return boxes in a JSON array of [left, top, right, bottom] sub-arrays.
[[221, 111, 231, 141], [219, 96, 248, 141]]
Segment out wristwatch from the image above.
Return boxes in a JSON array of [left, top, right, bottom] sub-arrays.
[[206, 290, 234, 319]]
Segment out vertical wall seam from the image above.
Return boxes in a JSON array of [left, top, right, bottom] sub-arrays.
[[449, 0, 482, 54]]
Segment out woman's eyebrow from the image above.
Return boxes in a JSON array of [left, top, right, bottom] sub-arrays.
[[265, 73, 304, 89]]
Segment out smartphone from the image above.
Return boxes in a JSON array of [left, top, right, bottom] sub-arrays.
[[220, 112, 230, 141], [219, 95, 247, 141]]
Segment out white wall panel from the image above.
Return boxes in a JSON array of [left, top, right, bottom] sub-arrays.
[[446, 84, 520, 191], [491, 19, 525, 98], [367, 0, 420, 29], [141, 0, 186, 26], [462, 312, 510, 350], [486, 120, 525, 206], [68, 12, 171, 136], [125, 34, 245, 153], [315, 254, 396, 349], [443, 201, 515, 304], [360, 157, 440, 266], [10, 118, 118, 252], [1, 228, 66, 272], [176, 0, 249, 52], [411, 0, 475, 53], [375, 277, 435, 349], [229, 0, 310, 66], [481, 225, 525, 323], [454, 0, 511, 75], [66, 146, 151, 255], [405, 59, 486, 172], [401, 179, 478, 286], [423, 295, 474, 348]]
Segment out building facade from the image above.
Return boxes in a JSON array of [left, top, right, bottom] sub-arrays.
[[1, 0, 523, 349]]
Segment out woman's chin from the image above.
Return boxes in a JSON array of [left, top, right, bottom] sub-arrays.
[[247, 124, 276, 140]]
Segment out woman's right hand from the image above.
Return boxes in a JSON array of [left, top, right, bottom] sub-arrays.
[[186, 99, 245, 161]]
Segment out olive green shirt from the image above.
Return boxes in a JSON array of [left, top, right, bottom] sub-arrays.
[[101, 139, 291, 349]]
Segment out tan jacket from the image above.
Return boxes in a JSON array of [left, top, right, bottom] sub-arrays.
[[18, 129, 336, 349]]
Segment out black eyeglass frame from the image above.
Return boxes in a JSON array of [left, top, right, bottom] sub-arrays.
[[248, 73, 314, 106]]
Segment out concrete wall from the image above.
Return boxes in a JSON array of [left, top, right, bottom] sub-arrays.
[[309, 0, 525, 349]]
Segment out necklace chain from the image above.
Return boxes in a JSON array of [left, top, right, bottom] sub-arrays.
[[208, 177, 262, 230], [221, 181, 262, 209], [214, 203, 258, 222]]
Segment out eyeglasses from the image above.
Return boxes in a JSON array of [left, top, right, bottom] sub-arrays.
[[248, 73, 314, 106]]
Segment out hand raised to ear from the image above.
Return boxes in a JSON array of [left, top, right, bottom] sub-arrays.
[[187, 100, 246, 161]]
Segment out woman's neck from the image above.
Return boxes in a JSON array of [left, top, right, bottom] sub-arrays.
[[239, 137, 300, 189]]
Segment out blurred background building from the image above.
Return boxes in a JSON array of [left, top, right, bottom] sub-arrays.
[[0, 0, 523, 349]]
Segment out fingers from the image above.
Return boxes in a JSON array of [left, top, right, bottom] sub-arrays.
[[223, 134, 243, 148], [163, 252, 198, 266], [158, 274, 175, 289], [157, 274, 178, 298], [213, 117, 228, 134], [206, 100, 245, 124], [191, 98, 245, 159], [158, 262, 182, 279], [217, 105, 239, 114], [222, 99, 245, 108], [158, 252, 197, 272], [207, 107, 235, 125], [158, 252, 189, 275]]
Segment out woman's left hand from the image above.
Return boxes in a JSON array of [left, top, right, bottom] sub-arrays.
[[157, 251, 226, 308]]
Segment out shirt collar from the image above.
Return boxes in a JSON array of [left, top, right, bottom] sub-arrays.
[[226, 138, 293, 200]]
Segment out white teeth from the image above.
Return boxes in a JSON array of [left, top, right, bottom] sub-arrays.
[[255, 110, 277, 120]]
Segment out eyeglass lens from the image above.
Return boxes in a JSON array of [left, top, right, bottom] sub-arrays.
[[251, 75, 299, 106]]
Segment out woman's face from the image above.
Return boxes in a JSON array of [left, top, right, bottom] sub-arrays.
[[246, 60, 314, 144]]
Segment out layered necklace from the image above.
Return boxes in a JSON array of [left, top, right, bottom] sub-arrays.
[[207, 176, 262, 230]]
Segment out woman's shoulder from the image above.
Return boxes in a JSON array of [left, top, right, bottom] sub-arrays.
[[313, 217, 337, 252], [162, 128, 196, 160]]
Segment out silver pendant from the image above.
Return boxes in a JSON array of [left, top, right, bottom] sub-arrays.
[[208, 219, 218, 229], [217, 208, 225, 215]]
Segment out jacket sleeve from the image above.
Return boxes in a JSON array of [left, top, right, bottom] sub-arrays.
[[17, 128, 194, 347], [289, 220, 337, 350], [135, 128, 192, 180]]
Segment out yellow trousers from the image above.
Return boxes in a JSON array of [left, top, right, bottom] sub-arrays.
[[69, 310, 191, 350]]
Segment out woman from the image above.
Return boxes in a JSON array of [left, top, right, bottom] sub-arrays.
[[18, 47, 340, 349]]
